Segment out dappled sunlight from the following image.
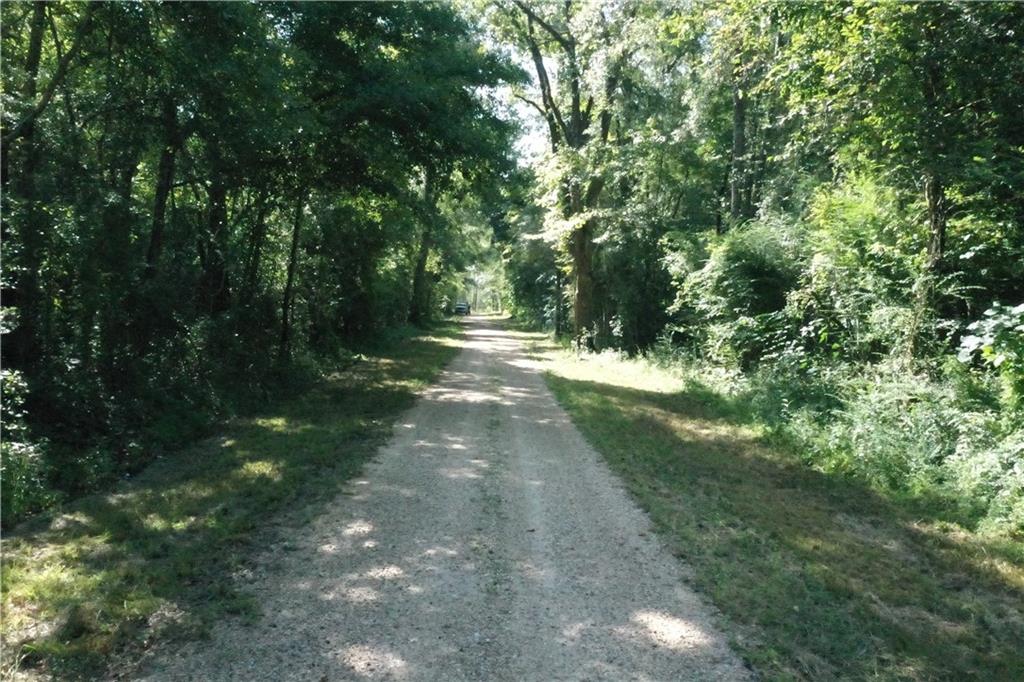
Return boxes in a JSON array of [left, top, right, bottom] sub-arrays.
[[336, 644, 408, 678], [509, 413, 570, 427], [628, 610, 713, 651], [237, 459, 283, 483], [85, 317, 757, 680], [351, 482, 419, 500], [439, 467, 484, 480], [498, 385, 541, 401], [252, 416, 313, 434], [47, 510, 95, 534], [908, 521, 1024, 592], [1, 322, 465, 676], [415, 334, 464, 349], [504, 357, 546, 373], [439, 457, 491, 480], [342, 520, 374, 537], [141, 512, 195, 533], [362, 565, 405, 580], [514, 559, 552, 583], [540, 349, 684, 395], [328, 586, 380, 604], [1, 536, 110, 630], [546, 332, 1024, 679], [420, 546, 458, 558], [423, 385, 513, 405], [644, 402, 762, 444]]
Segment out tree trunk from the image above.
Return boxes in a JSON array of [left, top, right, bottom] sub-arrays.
[[514, 2, 617, 348], [729, 84, 747, 221], [3, 2, 48, 370], [552, 268, 562, 336], [408, 169, 435, 326], [242, 196, 271, 304], [408, 224, 433, 326], [200, 159, 231, 314], [571, 219, 595, 348], [278, 194, 305, 362], [98, 162, 138, 389], [743, 102, 760, 218], [908, 35, 949, 359], [144, 97, 178, 279], [925, 172, 947, 273], [908, 171, 949, 359]]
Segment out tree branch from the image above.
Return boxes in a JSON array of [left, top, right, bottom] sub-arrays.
[[582, 96, 594, 128], [512, 93, 546, 118], [2, 3, 98, 146], [511, 0, 572, 53], [523, 16, 568, 145]]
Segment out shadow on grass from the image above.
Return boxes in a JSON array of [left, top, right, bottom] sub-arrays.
[[0, 324, 462, 680], [545, 372, 1024, 681]]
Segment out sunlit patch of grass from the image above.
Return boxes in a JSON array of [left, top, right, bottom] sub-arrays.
[[236, 460, 283, 482], [252, 416, 292, 432], [0, 323, 462, 679], [540, 349, 682, 394], [415, 333, 465, 348], [540, 345, 1024, 681]]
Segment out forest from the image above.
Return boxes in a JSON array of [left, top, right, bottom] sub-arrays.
[[494, 0, 1024, 537], [6, 0, 1021, 536], [1, 0, 1023, 677], [2, 1, 518, 525]]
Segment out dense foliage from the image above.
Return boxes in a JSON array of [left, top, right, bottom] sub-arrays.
[[3, 1, 1022, 537], [490, 0, 1024, 533], [1, 1, 518, 525]]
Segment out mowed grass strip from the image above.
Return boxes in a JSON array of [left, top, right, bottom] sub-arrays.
[[0, 324, 462, 680], [540, 349, 1024, 681]]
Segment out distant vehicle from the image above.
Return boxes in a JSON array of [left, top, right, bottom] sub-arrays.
[[453, 302, 471, 315]]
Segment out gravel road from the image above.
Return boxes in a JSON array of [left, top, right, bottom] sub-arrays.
[[142, 317, 749, 681]]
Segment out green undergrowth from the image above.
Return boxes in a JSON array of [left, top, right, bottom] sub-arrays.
[[539, 346, 1024, 681], [0, 323, 462, 680]]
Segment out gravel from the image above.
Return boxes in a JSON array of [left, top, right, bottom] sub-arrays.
[[140, 318, 750, 681]]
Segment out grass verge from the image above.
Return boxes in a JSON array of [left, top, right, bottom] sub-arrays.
[[0, 323, 462, 680], [538, 346, 1024, 680]]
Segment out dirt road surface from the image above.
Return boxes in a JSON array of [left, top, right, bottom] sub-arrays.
[[142, 318, 749, 681]]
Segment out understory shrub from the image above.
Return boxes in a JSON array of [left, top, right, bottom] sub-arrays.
[[650, 342, 1022, 534], [959, 302, 1024, 410], [1, 370, 56, 523], [655, 172, 1022, 535], [678, 219, 806, 367], [770, 361, 1022, 533]]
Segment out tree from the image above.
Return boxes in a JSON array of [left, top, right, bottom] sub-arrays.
[[488, 0, 635, 346]]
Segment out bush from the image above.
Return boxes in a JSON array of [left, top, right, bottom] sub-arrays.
[[1, 370, 56, 526], [778, 361, 1022, 533], [959, 302, 1024, 410], [784, 175, 919, 361], [656, 170, 1022, 535], [680, 219, 805, 366]]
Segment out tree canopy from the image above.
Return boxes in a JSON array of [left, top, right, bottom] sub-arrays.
[[3, 0, 1022, 533], [1, 1, 519, 521]]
